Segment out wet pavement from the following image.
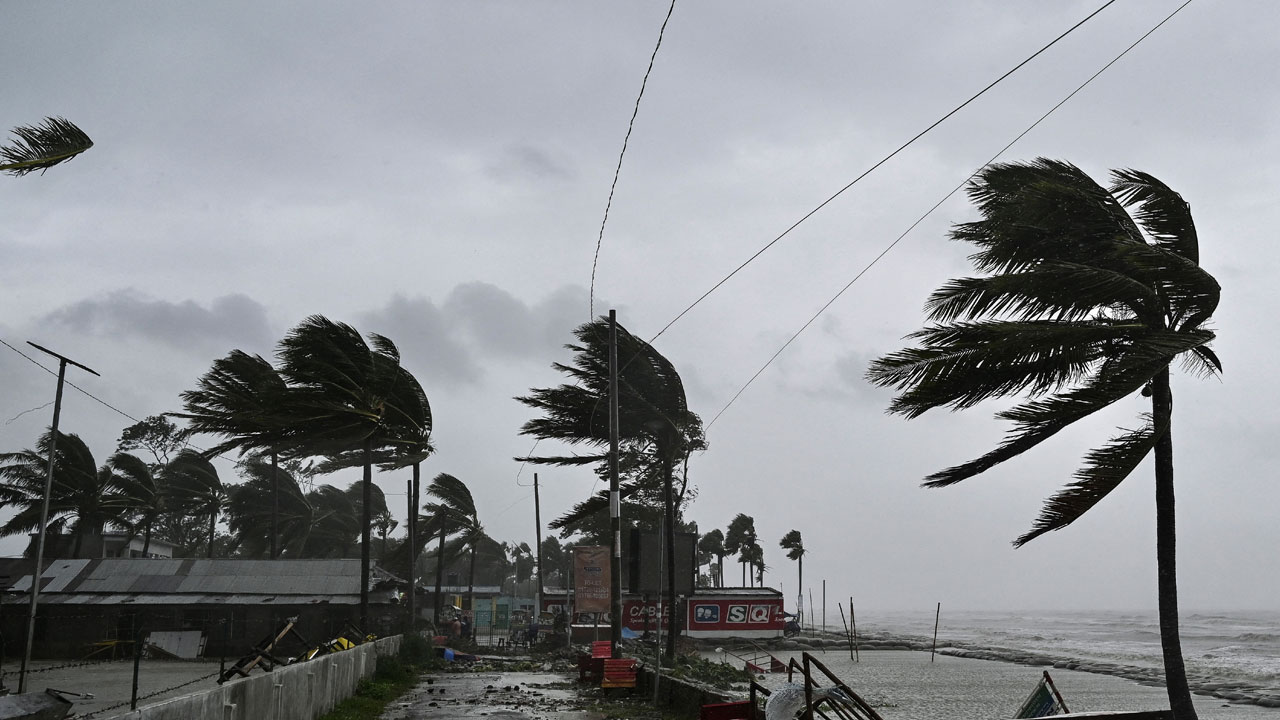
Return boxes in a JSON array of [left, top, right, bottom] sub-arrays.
[[379, 670, 611, 720]]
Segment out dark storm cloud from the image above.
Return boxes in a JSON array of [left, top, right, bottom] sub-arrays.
[[40, 291, 273, 354], [358, 294, 481, 385]]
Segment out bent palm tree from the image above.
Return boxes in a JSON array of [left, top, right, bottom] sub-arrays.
[[0, 431, 126, 558], [517, 317, 703, 661], [698, 529, 726, 587], [106, 452, 165, 556], [422, 473, 475, 624], [723, 514, 756, 587], [868, 159, 1219, 720], [779, 530, 805, 619], [2, 117, 93, 176], [162, 450, 225, 558], [225, 458, 312, 557]]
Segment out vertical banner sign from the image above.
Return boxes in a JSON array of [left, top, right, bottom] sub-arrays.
[[574, 545, 611, 613]]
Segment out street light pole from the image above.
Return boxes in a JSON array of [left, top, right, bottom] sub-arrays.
[[19, 342, 98, 694]]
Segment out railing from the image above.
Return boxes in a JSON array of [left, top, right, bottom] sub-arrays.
[[785, 652, 885, 720]]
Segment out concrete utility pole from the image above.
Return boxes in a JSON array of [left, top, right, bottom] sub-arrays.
[[608, 310, 623, 659], [19, 342, 98, 694], [534, 473, 543, 619]]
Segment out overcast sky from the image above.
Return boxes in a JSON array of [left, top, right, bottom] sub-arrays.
[[3, 1, 1277, 613]]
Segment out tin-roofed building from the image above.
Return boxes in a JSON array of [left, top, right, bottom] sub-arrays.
[[0, 558, 402, 658]]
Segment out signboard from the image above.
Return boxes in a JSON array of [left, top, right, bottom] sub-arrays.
[[573, 545, 611, 614], [622, 598, 673, 631], [684, 597, 785, 638]]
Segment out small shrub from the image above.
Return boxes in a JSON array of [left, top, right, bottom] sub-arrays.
[[399, 633, 434, 665]]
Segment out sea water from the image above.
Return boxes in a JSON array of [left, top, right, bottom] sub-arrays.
[[762, 609, 1280, 717]]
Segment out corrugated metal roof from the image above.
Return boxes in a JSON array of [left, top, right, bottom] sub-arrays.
[[9, 558, 371, 598], [34, 593, 365, 606]]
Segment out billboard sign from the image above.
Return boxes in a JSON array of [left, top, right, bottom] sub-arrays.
[[573, 545, 611, 613]]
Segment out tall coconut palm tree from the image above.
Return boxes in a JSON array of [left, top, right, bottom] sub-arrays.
[[105, 452, 165, 556], [0, 430, 126, 558], [867, 159, 1219, 720], [173, 350, 292, 558], [1, 117, 93, 176], [517, 317, 704, 661], [162, 450, 225, 558], [225, 458, 312, 557], [300, 484, 363, 558], [723, 514, 756, 587], [422, 473, 475, 624], [698, 529, 726, 588], [779, 530, 805, 619], [276, 316, 429, 630]]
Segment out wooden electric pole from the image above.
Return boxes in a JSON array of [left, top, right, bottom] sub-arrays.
[[608, 310, 623, 658]]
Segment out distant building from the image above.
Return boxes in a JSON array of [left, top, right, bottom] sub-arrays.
[[23, 532, 178, 559], [0, 558, 402, 658]]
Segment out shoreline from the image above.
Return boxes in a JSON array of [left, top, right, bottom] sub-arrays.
[[700, 629, 1280, 710]]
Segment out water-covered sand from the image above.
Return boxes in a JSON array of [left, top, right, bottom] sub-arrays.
[[707, 649, 1275, 719]]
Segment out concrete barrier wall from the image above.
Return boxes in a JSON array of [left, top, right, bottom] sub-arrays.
[[112, 635, 403, 720]]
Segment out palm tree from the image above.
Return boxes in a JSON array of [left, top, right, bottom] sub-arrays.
[[106, 452, 165, 556], [779, 530, 805, 620], [422, 473, 475, 624], [698, 529, 726, 587], [162, 450, 225, 558], [741, 542, 766, 587], [300, 483, 363, 558], [0, 430, 126, 558], [1, 117, 93, 176], [276, 316, 430, 630], [173, 350, 292, 558], [517, 317, 704, 661], [867, 159, 1219, 720], [225, 458, 312, 557], [723, 514, 756, 587]]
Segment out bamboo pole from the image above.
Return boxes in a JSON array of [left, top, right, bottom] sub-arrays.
[[850, 597, 859, 662], [838, 603, 853, 662]]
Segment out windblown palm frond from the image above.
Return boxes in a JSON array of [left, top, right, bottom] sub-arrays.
[[1, 117, 93, 176]]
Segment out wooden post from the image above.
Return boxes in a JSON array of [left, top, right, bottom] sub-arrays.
[[130, 613, 143, 710], [838, 603, 853, 662], [850, 597, 859, 662], [931, 602, 941, 662]]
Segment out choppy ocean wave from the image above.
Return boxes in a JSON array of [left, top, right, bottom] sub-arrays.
[[847, 610, 1280, 709]]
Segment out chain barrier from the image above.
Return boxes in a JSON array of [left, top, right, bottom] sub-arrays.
[[78, 668, 220, 720]]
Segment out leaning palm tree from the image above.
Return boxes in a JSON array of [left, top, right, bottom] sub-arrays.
[[698, 529, 726, 587], [276, 316, 429, 630], [422, 473, 475, 624], [723, 514, 756, 587], [517, 317, 704, 661], [162, 450, 225, 558], [225, 458, 312, 557], [0, 430, 127, 558], [868, 159, 1219, 720], [105, 452, 165, 556], [173, 350, 293, 558], [779, 530, 805, 619], [2, 117, 93, 176]]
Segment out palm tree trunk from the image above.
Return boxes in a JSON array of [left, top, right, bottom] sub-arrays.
[[1152, 368, 1198, 720], [434, 528, 446, 626], [662, 456, 677, 663], [142, 520, 152, 557], [207, 510, 216, 558], [270, 449, 279, 560], [797, 554, 803, 623], [360, 437, 372, 632], [468, 543, 477, 616], [717, 554, 723, 588]]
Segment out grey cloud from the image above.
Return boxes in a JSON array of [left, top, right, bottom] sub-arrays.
[[40, 291, 273, 355], [485, 144, 575, 183], [444, 282, 588, 361], [359, 295, 481, 386]]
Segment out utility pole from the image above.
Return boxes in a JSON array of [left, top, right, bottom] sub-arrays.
[[407, 478, 414, 633], [533, 473, 544, 619], [19, 342, 98, 694], [608, 310, 622, 659]]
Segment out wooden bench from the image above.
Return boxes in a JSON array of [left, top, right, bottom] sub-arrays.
[[578, 640, 612, 682], [591, 640, 612, 657], [601, 657, 638, 690]]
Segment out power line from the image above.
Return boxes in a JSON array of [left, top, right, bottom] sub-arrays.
[[706, 0, 1197, 429], [0, 337, 139, 424], [589, 0, 679, 319], [647, 0, 1119, 347]]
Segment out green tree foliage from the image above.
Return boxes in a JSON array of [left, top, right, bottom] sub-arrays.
[[161, 450, 225, 558], [698, 529, 726, 587], [868, 159, 1219, 720], [0, 430, 126, 558], [1, 117, 92, 176]]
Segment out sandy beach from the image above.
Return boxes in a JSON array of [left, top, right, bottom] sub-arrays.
[[711, 649, 1276, 719]]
